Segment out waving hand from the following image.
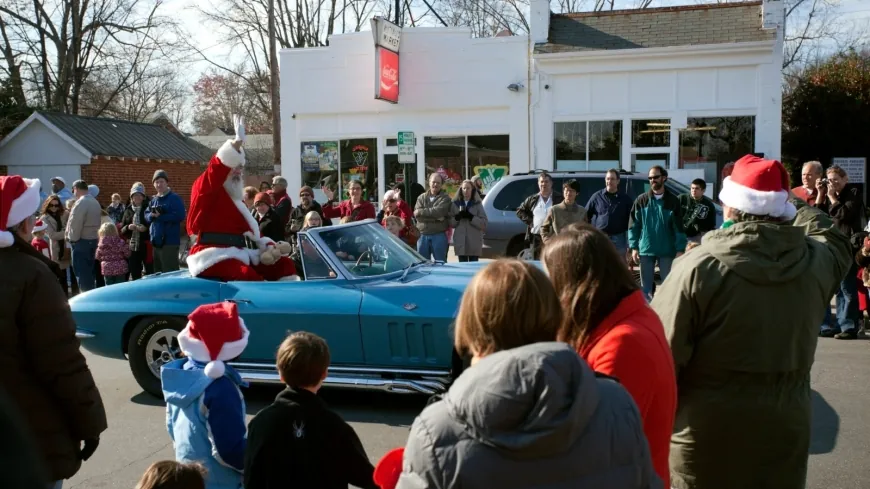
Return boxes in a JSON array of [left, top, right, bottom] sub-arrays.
[[233, 114, 246, 145]]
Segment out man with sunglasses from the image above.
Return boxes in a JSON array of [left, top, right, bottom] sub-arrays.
[[628, 166, 687, 300]]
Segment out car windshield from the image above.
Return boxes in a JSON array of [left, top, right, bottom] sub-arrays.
[[314, 221, 427, 278]]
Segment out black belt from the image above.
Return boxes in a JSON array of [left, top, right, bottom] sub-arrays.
[[199, 232, 258, 250]]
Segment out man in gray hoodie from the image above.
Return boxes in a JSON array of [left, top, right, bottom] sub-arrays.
[[66, 180, 102, 291]]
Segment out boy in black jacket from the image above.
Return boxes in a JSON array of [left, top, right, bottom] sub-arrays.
[[244, 332, 378, 489]]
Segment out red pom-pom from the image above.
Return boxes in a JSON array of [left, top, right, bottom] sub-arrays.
[[373, 447, 404, 489]]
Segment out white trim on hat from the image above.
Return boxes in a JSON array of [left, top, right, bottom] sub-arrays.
[[32, 220, 48, 233], [177, 318, 250, 379], [216, 139, 245, 169], [0, 178, 41, 248], [719, 176, 797, 221]]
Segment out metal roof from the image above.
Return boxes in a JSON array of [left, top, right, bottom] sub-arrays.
[[536, 2, 775, 54], [37, 111, 204, 162]]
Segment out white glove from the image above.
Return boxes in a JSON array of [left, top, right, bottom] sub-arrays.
[[233, 114, 246, 144]]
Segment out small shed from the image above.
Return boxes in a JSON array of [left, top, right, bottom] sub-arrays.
[[0, 112, 204, 210]]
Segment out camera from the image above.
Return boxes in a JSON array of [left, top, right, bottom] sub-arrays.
[[151, 205, 166, 214], [819, 178, 828, 188]]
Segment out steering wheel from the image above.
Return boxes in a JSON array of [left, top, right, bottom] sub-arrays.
[[350, 250, 373, 272]]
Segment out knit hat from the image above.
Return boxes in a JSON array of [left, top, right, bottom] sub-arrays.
[[254, 192, 272, 206], [51, 176, 66, 186], [88, 184, 100, 198], [152, 169, 169, 183], [0, 176, 41, 248], [130, 182, 147, 198], [719, 154, 796, 220], [32, 219, 48, 233], [373, 448, 404, 489], [177, 302, 250, 379]]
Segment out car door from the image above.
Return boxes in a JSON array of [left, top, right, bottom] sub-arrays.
[[219, 277, 364, 365]]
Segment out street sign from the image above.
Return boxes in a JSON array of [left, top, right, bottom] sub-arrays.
[[832, 157, 866, 182], [398, 131, 415, 164]]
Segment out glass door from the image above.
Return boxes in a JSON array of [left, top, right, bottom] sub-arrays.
[[385, 153, 419, 204]]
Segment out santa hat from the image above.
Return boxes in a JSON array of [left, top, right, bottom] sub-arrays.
[[32, 219, 48, 233], [0, 176, 42, 248], [373, 448, 404, 489], [718, 154, 796, 221], [177, 302, 250, 379]]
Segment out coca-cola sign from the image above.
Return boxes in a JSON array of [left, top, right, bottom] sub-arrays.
[[375, 46, 399, 103]]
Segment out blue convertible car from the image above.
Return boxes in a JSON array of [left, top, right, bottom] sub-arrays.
[[71, 220, 483, 397]]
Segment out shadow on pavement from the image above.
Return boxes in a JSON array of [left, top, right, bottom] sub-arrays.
[[810, 389, 839, 454], [130, 391, 165, 407]]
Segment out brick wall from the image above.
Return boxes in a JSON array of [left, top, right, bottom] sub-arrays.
[[81, 156, 204, 232]]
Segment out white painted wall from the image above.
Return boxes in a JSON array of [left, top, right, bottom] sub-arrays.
[[531, 39, 783, 186], [279, 27, 530, 199], [0, 119, 89, 189]]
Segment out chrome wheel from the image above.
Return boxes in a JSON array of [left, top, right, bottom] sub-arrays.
[[517, 248, 534, 261], [145, 329, 182, 378]]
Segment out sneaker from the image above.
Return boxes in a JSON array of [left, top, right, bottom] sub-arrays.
[[835, 331, 858, 340], [820, 329, 839, 338]]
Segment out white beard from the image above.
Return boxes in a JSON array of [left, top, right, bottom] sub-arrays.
[[224, 173, 244, 201]]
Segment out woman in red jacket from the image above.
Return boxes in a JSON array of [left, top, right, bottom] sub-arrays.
[[542, 222, 676, 486], [320, 180, 376, 222]]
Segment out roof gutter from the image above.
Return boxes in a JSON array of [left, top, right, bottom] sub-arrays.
[[534, 40, 777, 62]]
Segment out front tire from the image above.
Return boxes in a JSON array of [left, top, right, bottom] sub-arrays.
[[127, 316, 186, 397]]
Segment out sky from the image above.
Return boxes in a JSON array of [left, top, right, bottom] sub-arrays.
[[164, 0, 870, 130]]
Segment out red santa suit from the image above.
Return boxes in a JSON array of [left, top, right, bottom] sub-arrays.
[[186, 140, 297, 282]]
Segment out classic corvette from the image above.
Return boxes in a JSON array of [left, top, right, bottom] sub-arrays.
[[71, 220, 484, 397]]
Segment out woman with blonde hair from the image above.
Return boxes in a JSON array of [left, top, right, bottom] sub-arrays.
[[397, 259, 659, 489], [542, 223, 676, 486], [451, 180, 487, 262]]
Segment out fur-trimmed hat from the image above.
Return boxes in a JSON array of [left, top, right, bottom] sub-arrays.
[[0, 176, 41, 247], [31, 219, 48, 233], [177, 302, 250, 379], [719, 154, 796, 220]]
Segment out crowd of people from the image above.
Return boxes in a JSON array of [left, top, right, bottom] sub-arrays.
[[1, 148, 868, 489]]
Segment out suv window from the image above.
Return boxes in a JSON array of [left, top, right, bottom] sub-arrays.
[[493, 179, 539, 211]]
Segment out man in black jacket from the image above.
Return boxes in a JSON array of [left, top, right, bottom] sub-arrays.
[[244, 332, 377, 489], [287, 186, 331, 240], [817, 165, 867, 339], [515, 172, 562, 260], [678, 178, 717, 244]]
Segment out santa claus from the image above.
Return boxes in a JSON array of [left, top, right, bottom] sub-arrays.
[[186, 115, 298, 282]]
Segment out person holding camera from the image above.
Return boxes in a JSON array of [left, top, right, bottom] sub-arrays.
[[146, 170, 187, 273], [817, 165, 867, 339]]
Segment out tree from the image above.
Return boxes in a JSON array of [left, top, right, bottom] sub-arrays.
[[191, 70, 271, 135], [0, 0, 181, 116], [782, 49, 870, 172], [0, 77, 35, 138]]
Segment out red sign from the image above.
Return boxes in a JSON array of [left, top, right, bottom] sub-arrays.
[[375, 46, 399, 103]]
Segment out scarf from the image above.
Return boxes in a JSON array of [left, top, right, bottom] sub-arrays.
[[130, 205, 141, 252]]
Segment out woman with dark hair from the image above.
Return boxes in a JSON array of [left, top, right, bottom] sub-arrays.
[[542, 223, 676, 487], [39, 195, 75, 295]]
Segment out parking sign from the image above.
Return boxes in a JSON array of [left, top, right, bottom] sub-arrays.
[[398, 131, 415, 164]]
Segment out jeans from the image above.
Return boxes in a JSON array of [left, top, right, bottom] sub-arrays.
[[821, 305, 836, 332], [609, 233, 628, 257], [836, 262, 861, 334], [153, 245, 180, 273], [457, 256, 479, 262], [418, 233, 449, 262], [105, 274, 126, 285], [49, 481, 62, 489], [639, 255, 674, 300], [71, 239, 98, 292]]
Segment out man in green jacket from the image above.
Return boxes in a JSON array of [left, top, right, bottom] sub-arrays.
[[651, 155, 852, 489]]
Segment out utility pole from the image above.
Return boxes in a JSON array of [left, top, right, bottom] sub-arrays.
[[395, 0, 400, 25], [269, 0, 281, 171]]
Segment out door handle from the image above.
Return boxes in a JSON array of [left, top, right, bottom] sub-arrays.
[[225, 299, 252, 304]]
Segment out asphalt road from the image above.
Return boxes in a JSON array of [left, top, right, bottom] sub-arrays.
[[66, 338, 870, 489]]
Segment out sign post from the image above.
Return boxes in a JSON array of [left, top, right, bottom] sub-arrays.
[[398, 131, 415, 164]]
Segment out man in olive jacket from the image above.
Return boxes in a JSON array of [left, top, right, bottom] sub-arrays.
[[651, 156, 852, 489], [0, 176, 108, 488]]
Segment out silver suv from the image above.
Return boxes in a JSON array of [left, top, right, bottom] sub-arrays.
[[480, 170, 722, 258]]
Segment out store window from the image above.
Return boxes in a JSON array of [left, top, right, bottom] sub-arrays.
[[300, 138, 378, 204], [632, 154, 670, 174], [554, 121, 621, 171], [340, 139, 378, 204], [425, 135, 510, 197], [300, 141, 340, 203], [632, 119, 671, 148], [679, 116, 755, 192]]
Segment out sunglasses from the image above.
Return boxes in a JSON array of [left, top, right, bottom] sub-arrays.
[[648, 175, 663, 181], [300, 193, 312, 197]]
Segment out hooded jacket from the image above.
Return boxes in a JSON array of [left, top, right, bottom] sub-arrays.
[[162, 359, 247, 489], [651, 199, 852, 489], [396, 342, 661, 489]]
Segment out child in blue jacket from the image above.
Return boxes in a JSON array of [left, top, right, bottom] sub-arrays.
[[161, 302, 249, 489]]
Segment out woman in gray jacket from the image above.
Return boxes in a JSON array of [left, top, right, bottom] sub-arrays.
[[451, 180, 487, 262], [396, 260, 661, 489]]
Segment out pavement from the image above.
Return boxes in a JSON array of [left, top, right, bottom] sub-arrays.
[[65, 336, 870, 489]]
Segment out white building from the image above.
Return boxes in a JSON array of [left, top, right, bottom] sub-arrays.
[[280, 1, 783, 203]]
